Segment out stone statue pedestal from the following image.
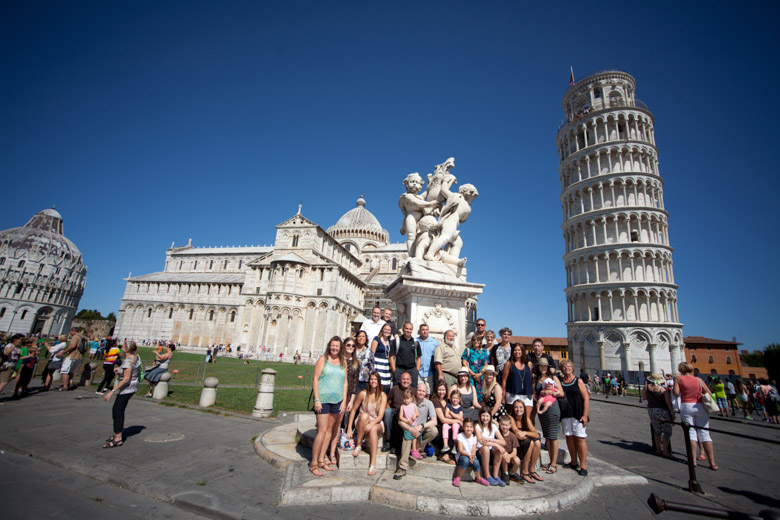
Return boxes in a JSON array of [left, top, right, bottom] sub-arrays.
[[385, 270, 483, 345]]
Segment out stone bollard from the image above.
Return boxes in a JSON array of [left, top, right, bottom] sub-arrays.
[[252, 368, 277, 418], [200, 377, 219, 407], [87, 363, 98, 386], [152, 371, 171, 400]]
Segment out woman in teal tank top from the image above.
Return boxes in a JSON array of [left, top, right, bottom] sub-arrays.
[[310, 336, 347, 476]]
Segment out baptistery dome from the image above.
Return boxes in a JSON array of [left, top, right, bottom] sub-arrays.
[[0, 207, 87, 335], [327, 196, 389, 247]]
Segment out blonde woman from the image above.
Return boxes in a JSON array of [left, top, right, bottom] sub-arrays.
[[673, 362, 717, 470], [102, 341, 142, 448]]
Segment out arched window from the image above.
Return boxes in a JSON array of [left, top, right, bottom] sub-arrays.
[[18, 260, 25, 268], [168, 308, 173, 319], [193, 260, 198, 270], [710, 369, 717, 375], [0, 258, 4, 265], [708, 355, 714, 364], [0, 307, 5, 318], [15, 283, 23, 294], [208, 310, 214, 321], [392, 258, 397, 270], [230, 311, 236, 323], [188, 309, 194, 320], [726, 356, 732, 365], [209, 260, 213, 269], [21, 310, 27, 320], [691, 355, 697, 363], [344, 244, 351, 252], [292, 235, 299, 247], [238, 260, 242, 270], [147, 308, 152, 318]]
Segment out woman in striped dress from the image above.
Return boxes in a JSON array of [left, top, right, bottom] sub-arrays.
[[371, 323, 394, 392]]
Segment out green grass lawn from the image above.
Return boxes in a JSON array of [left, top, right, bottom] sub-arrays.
[[143, 385, 311, 416], [136, 347, 314, 387]]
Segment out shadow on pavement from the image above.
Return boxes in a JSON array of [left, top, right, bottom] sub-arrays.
[[597, 439, 654, 455], [718, 487, 780, 510], [123, 425, 146, 439]]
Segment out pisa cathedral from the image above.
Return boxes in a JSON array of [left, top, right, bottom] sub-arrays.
[[557, 70, 684, 376], [114, 197, 413, 356]]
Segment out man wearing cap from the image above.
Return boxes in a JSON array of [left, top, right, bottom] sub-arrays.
[[526, 338, 558, 371], [393, 381, 438, 480], [434, 330, 464, 388], [59, 328, 84, 391]]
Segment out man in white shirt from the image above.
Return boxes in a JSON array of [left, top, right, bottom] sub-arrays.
[[359, 305, 385, 343]]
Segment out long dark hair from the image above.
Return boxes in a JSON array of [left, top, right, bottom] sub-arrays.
[[511, 343, 527, 365]]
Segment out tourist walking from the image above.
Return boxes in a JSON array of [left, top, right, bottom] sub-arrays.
[[41, 335, 68, 391], [643, 373, 675, 458], [102, 341, 142, 448], [673, 362, 718, 470], [96, 339, 122, 394], [310, 337, 347, 476], [559, 360, 590, 476]]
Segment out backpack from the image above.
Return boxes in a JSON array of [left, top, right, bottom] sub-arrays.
[[77, 337, 88, 354]]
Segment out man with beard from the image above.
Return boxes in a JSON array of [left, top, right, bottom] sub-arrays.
[[434, 330, 464, 388]]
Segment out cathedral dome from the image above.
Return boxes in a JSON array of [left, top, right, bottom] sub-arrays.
[[327, 196, 389, 245]]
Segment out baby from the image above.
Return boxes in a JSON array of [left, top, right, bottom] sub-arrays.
[[536, 377, 558, 415]]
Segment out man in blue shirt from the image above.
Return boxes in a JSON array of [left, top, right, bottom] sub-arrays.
[[417, 324, 439, 395]]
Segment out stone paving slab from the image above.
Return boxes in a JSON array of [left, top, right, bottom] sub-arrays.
[[257, 415, 647, 516]]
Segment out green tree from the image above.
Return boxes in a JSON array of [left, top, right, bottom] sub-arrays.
[[740, 351, 765, 367], [763, 343, 780, 383], [106, 312, 117, 322], [76, 309, 104, 320]]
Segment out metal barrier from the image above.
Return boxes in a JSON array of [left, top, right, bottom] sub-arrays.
[[648, 493, 780, 519]]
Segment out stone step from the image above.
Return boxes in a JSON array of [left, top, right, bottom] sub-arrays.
[[297, 422, 563, 479]]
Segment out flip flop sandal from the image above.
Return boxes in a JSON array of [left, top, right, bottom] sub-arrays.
[[102, 439, 123, 449], [320, 462, 335, 471], [545, 465, 557, 474], [530, 471, 544, 481], [309, 465, 323, 477], [521, 473, 536, 484], [368, 465, 377, 476], [352, 446, 362, 457]]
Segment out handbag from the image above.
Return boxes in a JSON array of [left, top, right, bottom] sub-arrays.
[[700, 380, 719, 414]]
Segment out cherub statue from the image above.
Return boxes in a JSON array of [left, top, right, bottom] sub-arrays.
[[399, 172, 438, 255], [424, 183, 478, 267], [425, 157, 457, 208]]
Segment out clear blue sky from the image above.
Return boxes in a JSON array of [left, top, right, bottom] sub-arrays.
[[2, 2, 778, 351]]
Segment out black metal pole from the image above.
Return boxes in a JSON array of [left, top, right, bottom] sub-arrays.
[[647, 493, 774, 520], [681, 422, 703, 494]]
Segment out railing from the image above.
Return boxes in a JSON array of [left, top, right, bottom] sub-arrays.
[[557, 98, 650, 132]]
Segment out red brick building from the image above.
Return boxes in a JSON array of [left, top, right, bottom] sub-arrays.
[[509, 336, 569, 364], [682, 336, 767, 379]]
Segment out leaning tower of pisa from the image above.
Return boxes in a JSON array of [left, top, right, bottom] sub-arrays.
[[556, 70, 684, 378]]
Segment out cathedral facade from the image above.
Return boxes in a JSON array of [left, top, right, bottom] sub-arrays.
[[114, 198, 410, 356]]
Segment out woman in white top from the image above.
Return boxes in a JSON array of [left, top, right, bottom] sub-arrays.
[[103, 341, 142, 448]]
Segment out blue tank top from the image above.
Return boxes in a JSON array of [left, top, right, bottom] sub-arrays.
[[507, 362, 532, 395], [318, 359, 345, 404]]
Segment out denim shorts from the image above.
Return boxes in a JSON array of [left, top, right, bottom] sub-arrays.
[[315, 401, 342, 415]]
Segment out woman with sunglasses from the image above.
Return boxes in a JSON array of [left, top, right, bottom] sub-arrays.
[[326, 337, 359, 467]]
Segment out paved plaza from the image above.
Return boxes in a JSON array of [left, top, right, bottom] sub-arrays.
[[0, 389, 778, 520]]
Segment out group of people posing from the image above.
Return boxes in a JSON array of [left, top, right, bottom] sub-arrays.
[[309, 309, 590, 488]]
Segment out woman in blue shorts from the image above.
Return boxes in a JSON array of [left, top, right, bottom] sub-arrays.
[[310, 336, 347, 476]]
